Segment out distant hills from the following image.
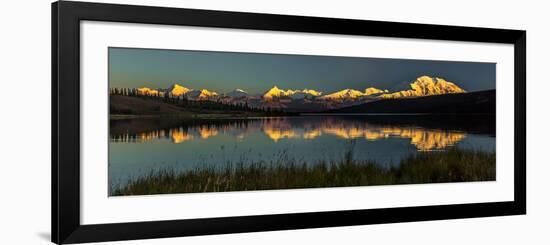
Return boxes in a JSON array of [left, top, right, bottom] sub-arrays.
[[111, 75, 489, 113]]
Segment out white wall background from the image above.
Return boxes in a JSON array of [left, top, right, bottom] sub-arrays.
[[0, 0, 547, 244]]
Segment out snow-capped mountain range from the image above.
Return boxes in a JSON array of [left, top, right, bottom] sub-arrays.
[[318, 88, 388, 101], [263, 86, 323, 100], [127, 76, 467, 111]]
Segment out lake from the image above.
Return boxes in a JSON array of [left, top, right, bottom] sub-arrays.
[[108, 115, 496, 190]]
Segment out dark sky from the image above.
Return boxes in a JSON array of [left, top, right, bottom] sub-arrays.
[[109, 47, 496, 94]]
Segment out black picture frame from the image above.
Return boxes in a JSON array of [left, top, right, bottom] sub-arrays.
[[52, 1, 526, 244]]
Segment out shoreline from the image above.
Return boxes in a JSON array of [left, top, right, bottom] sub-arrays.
[[110, 148, 496, 196]]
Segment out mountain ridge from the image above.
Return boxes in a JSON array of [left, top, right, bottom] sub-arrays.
[[325, 89, 495, 114], [117, 76, 475, 111]]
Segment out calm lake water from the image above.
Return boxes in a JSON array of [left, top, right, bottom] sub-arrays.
[[109, 115, 495, 188]]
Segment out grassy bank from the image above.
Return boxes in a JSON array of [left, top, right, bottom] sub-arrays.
[[110, 148, 495, 196]]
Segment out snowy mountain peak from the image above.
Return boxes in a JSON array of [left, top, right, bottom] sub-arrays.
[[168, 83, 192, 97], [263, 86, 292, 100], [185, 89, 219, 100], [226, 89, 248, 98], [380, 76, 466, 99], [364, 87, 388, 96], [263, 86, 323, 100], [136, 87, 161, 96], [319, 89, 365, 100]]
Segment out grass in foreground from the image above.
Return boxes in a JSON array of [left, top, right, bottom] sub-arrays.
[[110, 148, 495, 196]]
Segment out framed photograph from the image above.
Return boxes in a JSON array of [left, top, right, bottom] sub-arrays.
[[52, 1, 526, 244]]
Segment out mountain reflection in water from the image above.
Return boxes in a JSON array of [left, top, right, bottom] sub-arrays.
[[109, 115, 495, 188], [110, 117, 468, 151]]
